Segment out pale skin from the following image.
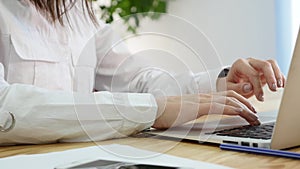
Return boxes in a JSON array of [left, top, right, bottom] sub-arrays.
[[152, 58, 285, 129]]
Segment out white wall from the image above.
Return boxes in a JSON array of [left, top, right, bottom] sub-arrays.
[[112, 0, 277, 73], [168, 0, 276, 61]]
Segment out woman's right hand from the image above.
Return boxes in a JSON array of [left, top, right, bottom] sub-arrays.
[[152, 90, 259, 129]]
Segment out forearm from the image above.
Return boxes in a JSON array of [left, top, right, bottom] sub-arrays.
[[101, 67, 225, 96], [0, 84, 157, 145]]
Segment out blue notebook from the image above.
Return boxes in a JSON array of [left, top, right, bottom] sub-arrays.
[[220, 144, 300, 159]]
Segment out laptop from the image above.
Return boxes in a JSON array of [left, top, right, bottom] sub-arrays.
[[146, 28, 300, 150]]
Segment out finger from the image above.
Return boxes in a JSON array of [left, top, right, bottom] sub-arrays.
[[259, 74, 267, 86], [267, 59, 284, 88], [281, 73, 286, 87], [213, 90, 257, 113], [249, 74, 264, 101], [248, 58, 277, 92], [210, 103, 260, 125], [228, 105, 260, 126], [233, 58, 264, 101], [226, 96, 258, 115], [226, 82, 254, 98]]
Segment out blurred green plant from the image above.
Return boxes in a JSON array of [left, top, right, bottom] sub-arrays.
[[93, 0, 168, 33]]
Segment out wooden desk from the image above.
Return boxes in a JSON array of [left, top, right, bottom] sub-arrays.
[[0, 136, 299, 169], [1, 89, 299, 169]]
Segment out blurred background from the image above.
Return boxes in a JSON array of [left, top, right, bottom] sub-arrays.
[[94, 0, 300, 76]]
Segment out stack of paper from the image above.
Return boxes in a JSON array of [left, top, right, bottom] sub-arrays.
[[0, 144, 231, 169]]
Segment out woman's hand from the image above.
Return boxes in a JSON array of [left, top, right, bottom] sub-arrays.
[[217, 58, 285, 101], [152, 90, 259, 129]]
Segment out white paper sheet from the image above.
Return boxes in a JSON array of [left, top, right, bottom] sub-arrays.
[[0, 144, 231, 169]]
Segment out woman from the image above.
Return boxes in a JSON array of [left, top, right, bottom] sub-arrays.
[[0, 0, 284, 144]]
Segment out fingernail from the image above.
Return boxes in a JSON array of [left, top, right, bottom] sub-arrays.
[[277, 79, 283, 87], [258, 93, 264, 101], [271, 83, 277, 91], [243, 83, 252, 93], [252, 106, 257, 113], [255, 120, 261, 125]]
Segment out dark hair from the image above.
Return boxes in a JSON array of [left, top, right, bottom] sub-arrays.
[[29, 0, 97, 26]]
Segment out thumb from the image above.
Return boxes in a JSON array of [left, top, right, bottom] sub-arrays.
[[227, 82, 253, 97]]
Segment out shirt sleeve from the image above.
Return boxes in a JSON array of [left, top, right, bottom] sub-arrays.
[[94, 24, 225, 96], [0, 65, 157, 145]]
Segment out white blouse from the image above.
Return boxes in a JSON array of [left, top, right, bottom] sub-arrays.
[[0, 0, 221, 144]]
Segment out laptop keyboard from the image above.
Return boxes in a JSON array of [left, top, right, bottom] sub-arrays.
[[210, 122, 275, 140]]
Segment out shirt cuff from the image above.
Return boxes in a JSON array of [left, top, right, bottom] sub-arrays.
[[194, 66, 229, 93]]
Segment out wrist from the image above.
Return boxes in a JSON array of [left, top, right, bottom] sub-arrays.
[[216, 77, 227, 91], [152, 97, 167, 129]]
